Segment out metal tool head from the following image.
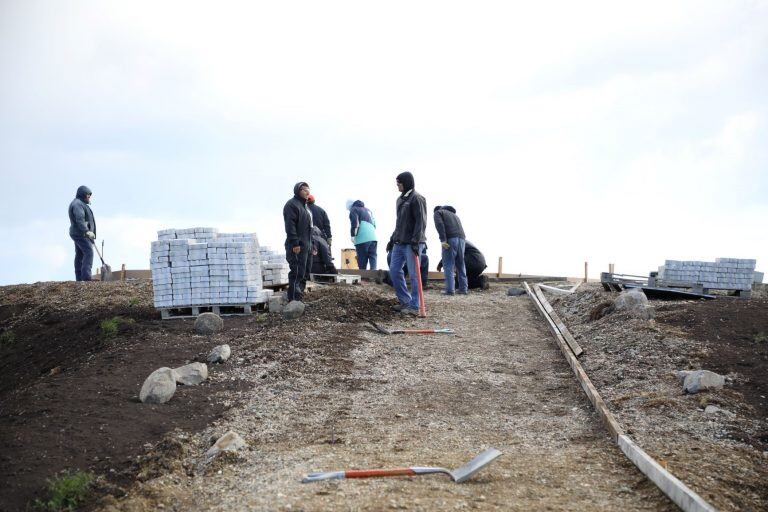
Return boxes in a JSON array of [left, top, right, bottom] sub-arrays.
[[368, 320, 391, 335], [449, 448, 502, 483]]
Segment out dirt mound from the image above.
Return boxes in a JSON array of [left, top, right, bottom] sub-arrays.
[[0, 280, 397, 511]]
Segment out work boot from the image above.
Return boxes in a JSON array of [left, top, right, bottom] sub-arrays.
[[441, 291, 455, 296], [402, 308, 420, 316], [391, 304, 405, 312]]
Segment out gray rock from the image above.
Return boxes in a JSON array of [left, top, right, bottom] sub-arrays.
[[205, 431, 247, 459], [139, 367, 178, 404], [506, 287, 527, 296], [207, 344, 231, 364], [282, 300, 305, 320], [269, 295, 286, 313], [174, 362, 208, 385], [675, 370, 693, 382], [704, 405, 720, 414], [683, 370, 725, 394], [613, 288, 652, 319], [194, 312, 223, 335]]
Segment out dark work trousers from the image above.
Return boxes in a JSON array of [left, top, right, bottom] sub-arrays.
[[285, 243, 313, 302], [71, 235, 94, 281], [355, 241, 378, 270]]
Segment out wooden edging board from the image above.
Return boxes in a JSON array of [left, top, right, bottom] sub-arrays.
[[522, 281, 717, 512], [532, 284, 583, 357]]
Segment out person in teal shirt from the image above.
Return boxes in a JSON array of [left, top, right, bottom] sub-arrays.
[[347, 199, 378, 269]]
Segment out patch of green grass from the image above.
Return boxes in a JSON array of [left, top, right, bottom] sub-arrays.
[[99, 316, 133, 338], [755, 332, 768, 343], [128, 297, 140, 307], [0, 330, 16, 348], [34, 471, 93, 511]]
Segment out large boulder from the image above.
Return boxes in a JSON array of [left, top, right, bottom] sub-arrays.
[[174, 362, 208, 385], [613, 288, 652, 319], [282, 300, 305, 320], [205, 431, 247, 459], [195, 312, 223, 335], [207, 344, 231, 364], [683, 370, 725, 394], [139, 367, 178, 404]]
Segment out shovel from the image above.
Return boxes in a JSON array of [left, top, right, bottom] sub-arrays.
[[302, 448, 502, 484], [92, 240, 113, 281], [368, 320, 454, 335]]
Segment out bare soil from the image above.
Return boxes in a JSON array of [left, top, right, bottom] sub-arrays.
[[549, 285, 768, 511]]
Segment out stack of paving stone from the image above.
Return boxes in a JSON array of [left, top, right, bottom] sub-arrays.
[[151, 228, 273, 308], [259, 247, 290, 286], [658, 258, 756, 291]]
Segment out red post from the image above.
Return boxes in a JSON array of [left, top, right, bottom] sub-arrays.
[[414, 253, 426, 318]]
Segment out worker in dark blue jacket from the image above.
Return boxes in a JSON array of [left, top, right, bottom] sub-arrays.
[[283, 182, 315, 302], [434, 205, 467, 295], [68, 185, 96, 281]]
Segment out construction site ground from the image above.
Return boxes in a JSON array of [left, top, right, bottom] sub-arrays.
[[0, 280, 766, 511]]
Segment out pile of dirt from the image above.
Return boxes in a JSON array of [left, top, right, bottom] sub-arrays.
[[0, 280, 397, 511], [549, 285, 768, 510]]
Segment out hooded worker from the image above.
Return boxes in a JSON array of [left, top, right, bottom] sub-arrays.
[[307, 194, 332, 246], [434, 205, 468, 295], [348, 199, 378, 270], [387, 171, 427, 315], [283, 182, 315, 302], [68, 185, 96, 281]]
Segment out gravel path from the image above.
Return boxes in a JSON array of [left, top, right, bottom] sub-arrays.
[[121, 285, 674, 511]]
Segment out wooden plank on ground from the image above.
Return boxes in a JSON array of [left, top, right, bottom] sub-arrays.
[[533, 284, 583, 357], [618, 435, 717, 512], [523, 282, 622, 441], [538, 284, 574, 295], [523, 280, 719, 512]]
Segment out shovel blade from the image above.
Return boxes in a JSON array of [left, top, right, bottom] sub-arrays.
[[451, 448, 502, 483], [101, 265, 113, 281]]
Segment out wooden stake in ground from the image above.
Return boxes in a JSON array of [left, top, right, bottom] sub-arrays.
[[414, 252, 426, 318]]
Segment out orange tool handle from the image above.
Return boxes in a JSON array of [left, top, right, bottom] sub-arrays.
[[400, 330, 437, 334], [345, 468, 416, 478], [414, 252, 427, 317]]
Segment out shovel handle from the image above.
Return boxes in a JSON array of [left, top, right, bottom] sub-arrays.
[[346, 468, 416, 478]]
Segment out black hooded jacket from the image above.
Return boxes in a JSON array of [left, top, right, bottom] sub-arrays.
[[308, 202, 332, 240], [283, 182, 314, 248], [391, 172, 427, 245], [433, 205, 465, 242], [68, 185, 96, 237]]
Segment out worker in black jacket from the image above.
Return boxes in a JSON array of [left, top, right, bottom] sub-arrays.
[[283, 182, 315, 302], [307, 194, 332, 247], [386, 171, 427, 315], [437, 240, 489, 290], [434, 205, 467, 294], [68, 185, 96, 281]]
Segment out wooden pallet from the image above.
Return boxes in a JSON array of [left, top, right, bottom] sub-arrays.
[[310, 273, 361, 284], [263, 283, 289, 291], [159, 303, 265, 319]]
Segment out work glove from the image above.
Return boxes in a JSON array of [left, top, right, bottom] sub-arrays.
[[292, 246, 301, 254], [441, 242, 450, 250], [385, 240, 393, 253], [411, 243, 420, 255], [85, 231, 96, 240], [327, 237, 332, 248]]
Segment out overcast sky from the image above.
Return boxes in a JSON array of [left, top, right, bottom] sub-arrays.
[[0, 0, 766, 285]]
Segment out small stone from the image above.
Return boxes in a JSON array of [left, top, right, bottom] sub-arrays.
[[506, 287, 527, 296], [205, 431, 247, 459], [208, 345, 231, 364], [282, 301, 305, 320], [704, 405, 720, 414], [174, 362, 208, 385], [139, 367, 178, 404], [683, 370, 725, 394], [194, 312, 224, 335]]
